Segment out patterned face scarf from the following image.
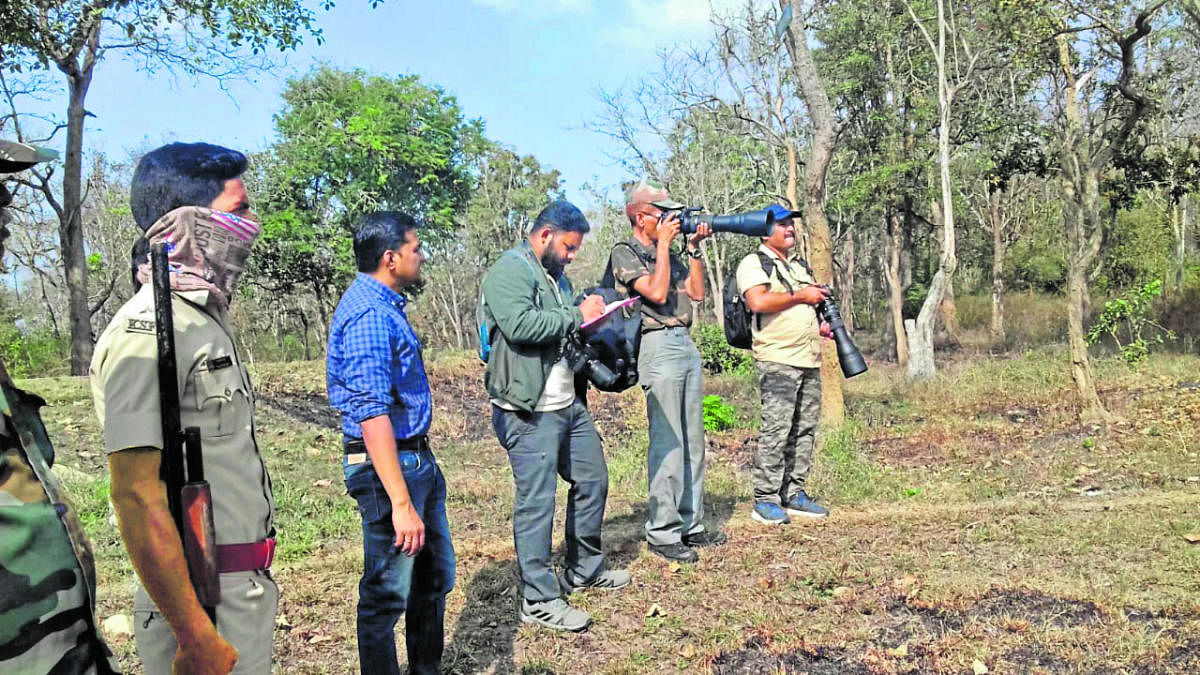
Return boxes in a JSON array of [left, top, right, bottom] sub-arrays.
[[134, 206, 261, 310]]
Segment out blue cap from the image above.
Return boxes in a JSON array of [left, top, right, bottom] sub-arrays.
[[764, 203, 801, 222]]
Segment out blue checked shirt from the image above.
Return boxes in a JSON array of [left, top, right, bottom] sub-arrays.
[[327, 274, 432, 440]]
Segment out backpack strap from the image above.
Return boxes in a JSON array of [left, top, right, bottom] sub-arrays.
[[601, 241, 648, 291]]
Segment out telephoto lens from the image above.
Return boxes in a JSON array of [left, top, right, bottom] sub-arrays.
[[816, 290, 868, 378]]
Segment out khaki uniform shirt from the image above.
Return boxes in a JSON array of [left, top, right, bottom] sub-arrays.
[[90, 286, 274, 548], [609, 238, 693, 331], [736, 245, 821, 369]]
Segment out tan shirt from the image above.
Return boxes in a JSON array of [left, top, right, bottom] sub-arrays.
[[735, 245, 821, 369], [90, 285, 274, 546]]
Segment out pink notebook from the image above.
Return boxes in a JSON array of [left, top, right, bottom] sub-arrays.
[[580, 296, 640, 333]]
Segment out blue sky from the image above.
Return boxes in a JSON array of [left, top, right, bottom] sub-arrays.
[[20, 0, 744, 208]]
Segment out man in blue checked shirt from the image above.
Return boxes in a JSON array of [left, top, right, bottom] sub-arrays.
[[327, 212, 454, 675]]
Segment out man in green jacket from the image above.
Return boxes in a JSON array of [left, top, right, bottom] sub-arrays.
[[480, 199, 631, 632]]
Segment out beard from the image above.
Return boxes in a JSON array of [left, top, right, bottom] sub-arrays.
[[540, 244, 566, 279]]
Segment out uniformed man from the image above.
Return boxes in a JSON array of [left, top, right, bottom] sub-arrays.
[[607, 179, 726, 564], [90, 143, 276, 674], [0, 140, 120, 673]]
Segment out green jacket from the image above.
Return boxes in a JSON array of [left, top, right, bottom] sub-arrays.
[[481, 242, 583, 412]]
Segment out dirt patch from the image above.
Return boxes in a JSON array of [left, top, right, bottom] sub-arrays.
[[257, 392, 341, 430], [865, 432, 953, 468], [712, 637, 868, 675], [708, 429, 757, 469]]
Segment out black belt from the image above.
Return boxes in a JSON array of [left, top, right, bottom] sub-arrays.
[[343, 435, 428, 453]]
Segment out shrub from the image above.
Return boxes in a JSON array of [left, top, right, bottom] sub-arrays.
[[1087, 279, 1175, 364], [692, 323, 752, 375], [702, 394, 737, 432]]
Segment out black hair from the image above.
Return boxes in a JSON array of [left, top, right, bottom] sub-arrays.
[[354, 211, 418, 272], [130, 142, 248, 231], [532, 199, 590, 235], [130, 237, 150, 292]]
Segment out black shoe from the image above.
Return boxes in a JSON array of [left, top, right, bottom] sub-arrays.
[[683, 530, 727, 548], [648, 542, 699, 563]]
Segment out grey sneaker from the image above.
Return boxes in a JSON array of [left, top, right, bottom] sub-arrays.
[[519, 597, 591, 632], [560, 569, 632, 594]]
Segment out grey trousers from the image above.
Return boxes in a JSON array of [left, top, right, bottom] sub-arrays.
[[492, 398, 608, 602], [132, 570, 278, 674], [638, 327, 707, 546], [755, 361, 821, 504]]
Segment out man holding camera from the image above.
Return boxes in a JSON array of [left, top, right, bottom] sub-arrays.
[[609, 179, 725, 564], [481, 199, 631, 632], [736, 204, 832, 525]]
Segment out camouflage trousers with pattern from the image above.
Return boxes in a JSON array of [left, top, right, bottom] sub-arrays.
[[754, 361, 821, 505]]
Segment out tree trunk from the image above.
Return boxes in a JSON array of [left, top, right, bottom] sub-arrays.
[[839, 231, 856, 329], [905, 0, 957, 381], [938, 276, 960, 346], [59, 27, 100, 375], [884, 205, 909, 367], [989, 187, 1006, 345], [782, 0, 844, 423], [1057, 36, 1113, 425], [1173, 201, 1185, 293]]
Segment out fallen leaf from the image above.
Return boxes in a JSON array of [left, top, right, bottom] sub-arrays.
[[1183, 532, 1200, 544], [645, 603, 665, 618], [973, 659, 989, 674], [887, 644, 909, 658], [308, 634, 333, 644], [668, 562, 682, 574], [275, 613, 292, 629], [312, 479, 333, 488], [679, 644, 697, 659]]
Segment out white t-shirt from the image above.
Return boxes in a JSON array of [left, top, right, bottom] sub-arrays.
[[492, 358, 575, 412]]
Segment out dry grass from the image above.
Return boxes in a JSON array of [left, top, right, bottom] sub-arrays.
[[24, 346, 1200, 673]]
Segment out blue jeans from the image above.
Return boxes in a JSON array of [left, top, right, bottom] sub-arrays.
[[343, 447, 455, 675]]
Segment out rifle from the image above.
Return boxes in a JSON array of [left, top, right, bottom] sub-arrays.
[[151, 242, 220, 625]]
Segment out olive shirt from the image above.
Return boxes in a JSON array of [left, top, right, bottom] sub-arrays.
[[609, 238, 693, 330], [90, 284, 274, 548], [735, 244, 822, 369], [1, 364, 119, 674]]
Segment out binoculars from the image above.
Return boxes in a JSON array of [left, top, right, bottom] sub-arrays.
[[664, 207, 779, 237]]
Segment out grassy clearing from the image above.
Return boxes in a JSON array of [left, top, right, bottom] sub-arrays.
[[21, 346, 1200, 673]]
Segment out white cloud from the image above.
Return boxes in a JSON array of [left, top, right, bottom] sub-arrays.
[[602, 0, 762, 52], [470, 0, 594, 15]]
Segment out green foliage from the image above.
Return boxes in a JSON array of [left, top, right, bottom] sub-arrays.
[[1087, 280, 1175, 365], [245, 66, 481, 316], [0, 324, 70, 379], [1095, 201, 1173, 293], [692, 323, 752, 375], [702, 394, 737, 432]]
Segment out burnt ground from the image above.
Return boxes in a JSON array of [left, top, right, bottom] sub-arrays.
[[32, 350, 1200, 674]]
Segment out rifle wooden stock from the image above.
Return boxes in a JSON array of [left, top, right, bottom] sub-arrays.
[[151, 243, 220, 624]]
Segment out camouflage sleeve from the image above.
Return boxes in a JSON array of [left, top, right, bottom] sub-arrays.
[[609, 244, 649, 291]]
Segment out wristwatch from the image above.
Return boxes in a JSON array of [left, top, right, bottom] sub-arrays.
[[686, 247, 703, 260]]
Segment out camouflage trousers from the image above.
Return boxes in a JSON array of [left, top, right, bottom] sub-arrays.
[[754, 361, 821, 505]]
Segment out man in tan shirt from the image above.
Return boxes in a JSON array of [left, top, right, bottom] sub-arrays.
[[91, 143, 276, 674], [735, 204, 832, 525]]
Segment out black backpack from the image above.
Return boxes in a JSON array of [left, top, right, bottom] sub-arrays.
[[723, 251, 811, 349], [568, 242, 649, 392]]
